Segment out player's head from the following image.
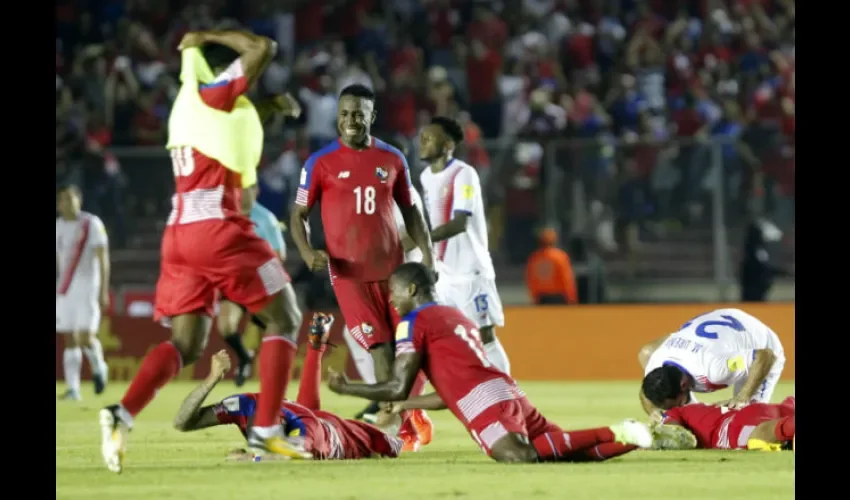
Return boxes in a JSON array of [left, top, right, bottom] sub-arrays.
[[201, 43, 240, 75], [641, 365, 691, 410], [241, 183, 259, 214], [57, 184, 82, 218], [338, 84, 376, 146], [419, 116, 464, 163], [389, 263, 437, 316]]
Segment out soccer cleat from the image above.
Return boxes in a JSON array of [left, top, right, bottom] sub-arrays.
[[247, 430, 313, 460], [610, 419, 653, 449], [650, 423, 698, 450], [93, 372, 107, 395], [308, 313, 334, 350], [99, 405, 130, 473], [747, 438, 783, 452], [59, 389, 81, 401], [234, 361, 252, 387], [410, 409, 434, 446], [398, 414, 422, 452]]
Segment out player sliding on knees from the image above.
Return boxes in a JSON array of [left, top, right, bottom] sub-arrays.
[[99, 29, 311, 473], [328, 263, 696, 463], [173, 315, 405, 460], [290, 85, 436, 452], [418, 117, 511, 375], [638, 308, 786, 417], [652, 396, 795, 452]]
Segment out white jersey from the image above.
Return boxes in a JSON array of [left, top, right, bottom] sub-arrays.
[[56, 212, 108, 297], [392, 186, 425, 263], [645, 308, 785, 398], [419, 159, 495, 280]]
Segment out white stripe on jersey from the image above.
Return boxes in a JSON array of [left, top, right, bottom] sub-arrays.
[[456, 378, 521, 423], [167, 186, 225, 225]]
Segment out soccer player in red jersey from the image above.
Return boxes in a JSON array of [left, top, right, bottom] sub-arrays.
[[658, 396, 795, 451], [328, 263, 697, 462], [99, 30, 310, 473], [173, 315, 404, 460], [290, 84, 436, 450]]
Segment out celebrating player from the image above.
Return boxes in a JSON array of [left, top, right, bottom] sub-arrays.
[[639, 308, 786, 415], [216, 183, 289, 387], [418, 117, 511, 375], [657, 396, 795, 451], [173, 314, 406, 460], [99, 30, 311, 474], [289, 85, 436, 450], [328, 263, 696, 463], [56, 184, 110, 400]]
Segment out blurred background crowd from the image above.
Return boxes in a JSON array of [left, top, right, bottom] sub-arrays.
[[56, 0, 795, 307]]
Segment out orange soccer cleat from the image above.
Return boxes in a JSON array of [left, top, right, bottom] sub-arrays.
[[410, 409, 434, 446], [399, 412, 422, 452]]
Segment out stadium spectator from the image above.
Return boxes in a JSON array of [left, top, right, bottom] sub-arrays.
[[526, 228, 578, 306]]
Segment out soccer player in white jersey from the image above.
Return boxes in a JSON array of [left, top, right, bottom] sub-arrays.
[[638, 308, 786, 416], [417, 116, 511, 375], [56, 184, 110, 400]]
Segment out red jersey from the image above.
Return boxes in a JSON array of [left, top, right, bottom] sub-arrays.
[[212, 393, 401, 460], [662, 399, 793, 449], [395, 303, 522, 427], [167, 59, 251, 227], [295, 137, 414, 281]]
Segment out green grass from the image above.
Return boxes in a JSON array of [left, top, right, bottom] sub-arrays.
[[57, 381, 794, 500]]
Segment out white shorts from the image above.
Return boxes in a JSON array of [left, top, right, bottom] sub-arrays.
[[436, 276, 504, 328], [56, 294, 101, 334]]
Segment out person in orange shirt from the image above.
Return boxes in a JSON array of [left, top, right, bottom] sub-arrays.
[[526, 229, 578, 305]]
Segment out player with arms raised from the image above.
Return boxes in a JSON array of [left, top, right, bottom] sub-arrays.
[[290, 85, 436, 449], [99, 29, 310, 473], [56, 184, 110, 400], [173, 314, 404, 460], [329, 263, 696, 462], [639, 308, 786, 416], [418, 117, 511, 374]]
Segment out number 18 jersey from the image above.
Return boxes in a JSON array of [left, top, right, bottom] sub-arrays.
[[645, 308, 784, 393], [395, 303, 521, 426]]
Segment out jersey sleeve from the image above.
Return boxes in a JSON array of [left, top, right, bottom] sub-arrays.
[[198, 59, 249, 111], [211, 394, 256, 425], [451, 166, 480, 215], [391, 152, 414, 209], [660, 407, 684, 425], [704, 350, 757, 387], [394, 319, 420, 356], [295, 154, 322, 209], [87, 216, 109, 249]]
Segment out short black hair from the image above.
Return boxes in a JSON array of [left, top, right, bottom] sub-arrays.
[[391, 263, 436, 294], [202, 43, 240, 71], [641, 365, 685, 407], [431, 116, 464, 144], [57, 183, 81, 199], [339, 84, 375, 101]]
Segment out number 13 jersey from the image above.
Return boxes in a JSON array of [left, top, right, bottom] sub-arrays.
[[296, 138, 414, 281]]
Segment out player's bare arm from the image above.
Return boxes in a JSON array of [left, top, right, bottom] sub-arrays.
[[173, 351, 231, 432], [399, 205, 435, 270], [720, 348, 778, 407], [179, 30, 277, 86], [390, 392, 448, 412], [290, 205, 329, 271], [638, 336, 669, 369], [429, 211, 470, 243], [94, 246, 110, 309], [255, 93, 302, 124], [328, 352, 422, 402]]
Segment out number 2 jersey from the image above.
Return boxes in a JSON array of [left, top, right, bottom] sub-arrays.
[[395, 303, 522, 427], [212, 393, 403, 460], [645, 308, 785, 394]]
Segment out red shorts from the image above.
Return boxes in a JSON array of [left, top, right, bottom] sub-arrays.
[[466, 397, 561, 456], [154, 219, 290, 321], [718, 399, 795, 450], [332, 278, 399, 349], [314, 410, 403, 460]]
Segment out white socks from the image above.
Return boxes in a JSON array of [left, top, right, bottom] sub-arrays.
[[83, 338, 107, 376], [484, 338, 511, 375], [63, 348, 83, 393], [342, 326, 376, 384]]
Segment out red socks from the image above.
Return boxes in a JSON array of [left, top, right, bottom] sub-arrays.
[[775, 416, 795, 441], [533, 428, 636, 462], [121, 342, 182, 417], [296, 345, 325, 411], [254, 336, 297, 428]]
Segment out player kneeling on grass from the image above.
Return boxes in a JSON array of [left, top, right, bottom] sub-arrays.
[[328, 262, 697, 463], [173, 314, 406, 460], [652, 396, 795, 452]]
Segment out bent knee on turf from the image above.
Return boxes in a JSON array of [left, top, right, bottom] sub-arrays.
[[489, 433, 538, 463]]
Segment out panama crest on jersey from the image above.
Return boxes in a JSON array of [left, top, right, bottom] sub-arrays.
[[375, 167, 389, 183], [361, 322, 374, 337]]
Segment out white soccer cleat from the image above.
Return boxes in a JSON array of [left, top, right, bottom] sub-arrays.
[[611, 419, 654, 449], [99, 406, 130, 473], [650, 423, 698, 450]]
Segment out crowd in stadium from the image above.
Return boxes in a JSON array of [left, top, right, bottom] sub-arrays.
[[56, 0, 794, 256]]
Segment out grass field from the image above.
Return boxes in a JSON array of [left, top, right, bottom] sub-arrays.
[[56, 380, 794, 500]]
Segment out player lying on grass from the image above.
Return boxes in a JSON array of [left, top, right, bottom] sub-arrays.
[[172, 315, 406, 460], [328, 262, 696, 463], [638, 308, 786, 415], [654, 396, 795, 451]]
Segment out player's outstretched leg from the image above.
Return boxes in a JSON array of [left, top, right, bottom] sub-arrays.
[[77, 330, 109, 395], [100, 313, 210, 473], [59, 334, 83, 401], [747, 416, 795, 451], [217, 300, 253, 386], [248, 284, 311, 459]]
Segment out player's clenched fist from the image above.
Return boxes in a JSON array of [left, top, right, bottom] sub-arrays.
[[178, 32, 206, 50], [209, 350, 232, 381], [327, 369, 349, 394], [306, 249, 330, 271]]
